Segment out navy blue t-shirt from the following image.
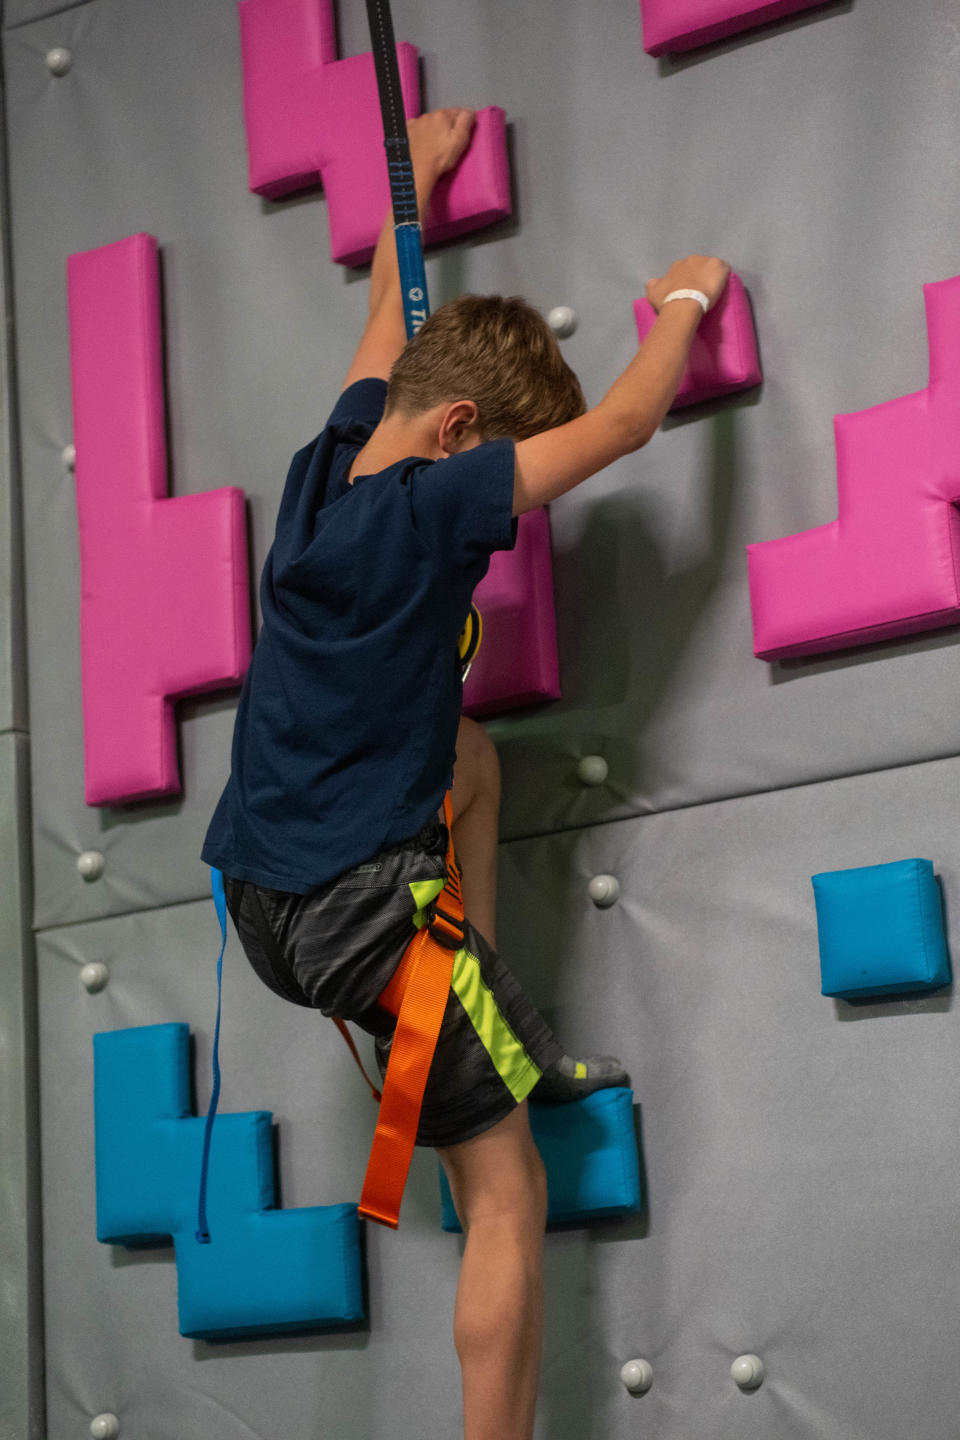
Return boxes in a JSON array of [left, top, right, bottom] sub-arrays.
[[202, 378, 517, 893]]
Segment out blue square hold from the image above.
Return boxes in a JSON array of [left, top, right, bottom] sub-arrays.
[[438, 1088, 642, 1232], [811, 858, 952, 999]]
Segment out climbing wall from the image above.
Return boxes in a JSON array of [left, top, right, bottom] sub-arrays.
[[5, 0, 960, 1435]]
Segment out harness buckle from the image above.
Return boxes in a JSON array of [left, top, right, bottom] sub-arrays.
[[429, 905, 465, 949]]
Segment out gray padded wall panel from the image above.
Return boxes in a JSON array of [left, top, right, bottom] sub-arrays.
[[0, 32, 41, 1436], [5, 0, 373, 929], [0, 341, 22, 736], [10, 1, 960, 1437], [7, 0, 960, 929], [501, 757, 960, 1440], [39, 755, 960, 1439], [0, 114, 24, 737], [0, 733, 43, 1440], [37, 897, 466, 1440]]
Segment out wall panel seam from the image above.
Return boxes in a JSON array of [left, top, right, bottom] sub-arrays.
[[34, 744, 960, 938], [502, 745, 960, 851], [4, 0, 93, 34], [35, 889, 221, 940]]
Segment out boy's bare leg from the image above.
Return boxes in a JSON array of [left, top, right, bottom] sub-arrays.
[[448, 715, 501, 950], [437, 1104, 547, 1440]]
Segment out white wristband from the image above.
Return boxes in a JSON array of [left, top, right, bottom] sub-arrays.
[[662, 288, 710, 314]]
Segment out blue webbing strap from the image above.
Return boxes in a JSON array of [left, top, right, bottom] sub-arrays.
[[365, 0, 431, 338], [195, 867, 228, 1244], [394, 222, 429, 339]]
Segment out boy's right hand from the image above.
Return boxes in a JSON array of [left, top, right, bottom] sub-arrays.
[[645, 255, 731, 313], [408, 107, 477, 183]]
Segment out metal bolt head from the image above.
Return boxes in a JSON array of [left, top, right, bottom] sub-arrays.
[[577, 755, 608, 786], [731, 1354, 765, 1389], [80, 962, 109, 994], [77, 850, 106, 882], [620, 1358, 653, 1393], [547, 305, 577, 338], [588, 874, 620, 908], [90, 1416, 120, 1440], [46, 47, 73, 76]]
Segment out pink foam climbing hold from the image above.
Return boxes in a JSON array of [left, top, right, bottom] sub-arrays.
[[68, 234, 251, 806], [238, 0, 512, 267], [748, 276, 960, 660], [463, 508, 561, 718], [640, 0, 831, 56], [634, 273, 761, 410]]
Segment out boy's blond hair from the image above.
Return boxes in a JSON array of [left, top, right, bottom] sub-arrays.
[[385, 294, 586, 439]]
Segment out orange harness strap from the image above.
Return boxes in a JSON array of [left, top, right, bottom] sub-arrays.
[[353, 793, 464, 1229]]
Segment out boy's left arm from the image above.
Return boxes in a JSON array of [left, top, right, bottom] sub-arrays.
[[341, 108, 476, 392]]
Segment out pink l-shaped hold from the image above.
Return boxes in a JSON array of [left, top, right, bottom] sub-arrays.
[[68, 235, 251, 806], [747, 276, 960, 660], [463, 508, 561, 719], [238, 0, 512, 267], [640, 0, 831, 55]]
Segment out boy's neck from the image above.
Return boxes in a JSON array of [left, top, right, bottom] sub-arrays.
[[348, 408, 445, 485]]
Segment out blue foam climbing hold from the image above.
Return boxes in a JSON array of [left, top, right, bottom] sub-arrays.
[[812, 858, 952, 1000], [94, 1024, 364, 1340], [438, 1087, 643, 1232]]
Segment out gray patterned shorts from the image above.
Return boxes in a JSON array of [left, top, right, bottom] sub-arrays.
[[222, 818, 561, 1148]]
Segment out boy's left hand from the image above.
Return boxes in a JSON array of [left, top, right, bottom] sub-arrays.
[[408, 108, 476, 182]]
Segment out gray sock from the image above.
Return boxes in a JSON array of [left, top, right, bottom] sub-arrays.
[[531, 1052, 629, 1103]]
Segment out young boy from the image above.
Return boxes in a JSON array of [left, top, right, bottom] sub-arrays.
[[202, 107, 730, 1440]]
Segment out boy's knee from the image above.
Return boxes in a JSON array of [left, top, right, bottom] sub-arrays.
[[441, 1114, 546, 1227], [468, 1137, 547, 1233]]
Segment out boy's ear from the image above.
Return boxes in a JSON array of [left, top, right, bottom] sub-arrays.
[[438, 400, 481, 454]]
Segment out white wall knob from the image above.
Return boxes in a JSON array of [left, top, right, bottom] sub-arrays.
[[77, 850, 106, 881], [547, 305, 577, 338], [731, 1354, 764, 1389], [588, 874, 620, 908], [577, 755, 608, 786], [620, 1358, 653, 1393], [90, 1416, 120, 1440], [62, 443, 76, 470], [46, 47, 73, 76], [80, 962, 109, 994]]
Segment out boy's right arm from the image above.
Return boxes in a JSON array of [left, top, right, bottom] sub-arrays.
[[512, 255, 731, 516]]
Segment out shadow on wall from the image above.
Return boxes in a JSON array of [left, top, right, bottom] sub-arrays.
[[551, 397, 745, 800], [655, 0, 856, 77], [768, 618, 960, 686]]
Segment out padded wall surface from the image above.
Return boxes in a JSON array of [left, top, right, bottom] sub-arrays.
[[36, 755, 960, 1439], [0, 85, 24, 741], [7, 0, 960, 928], [0, 323, 21, 737], [0, 53, 39, 1435], [10, 1, 960, 1437], [0, 732, 42, 1440], [37, 897, 467, 1438], [499, 757, 960, 1439]]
